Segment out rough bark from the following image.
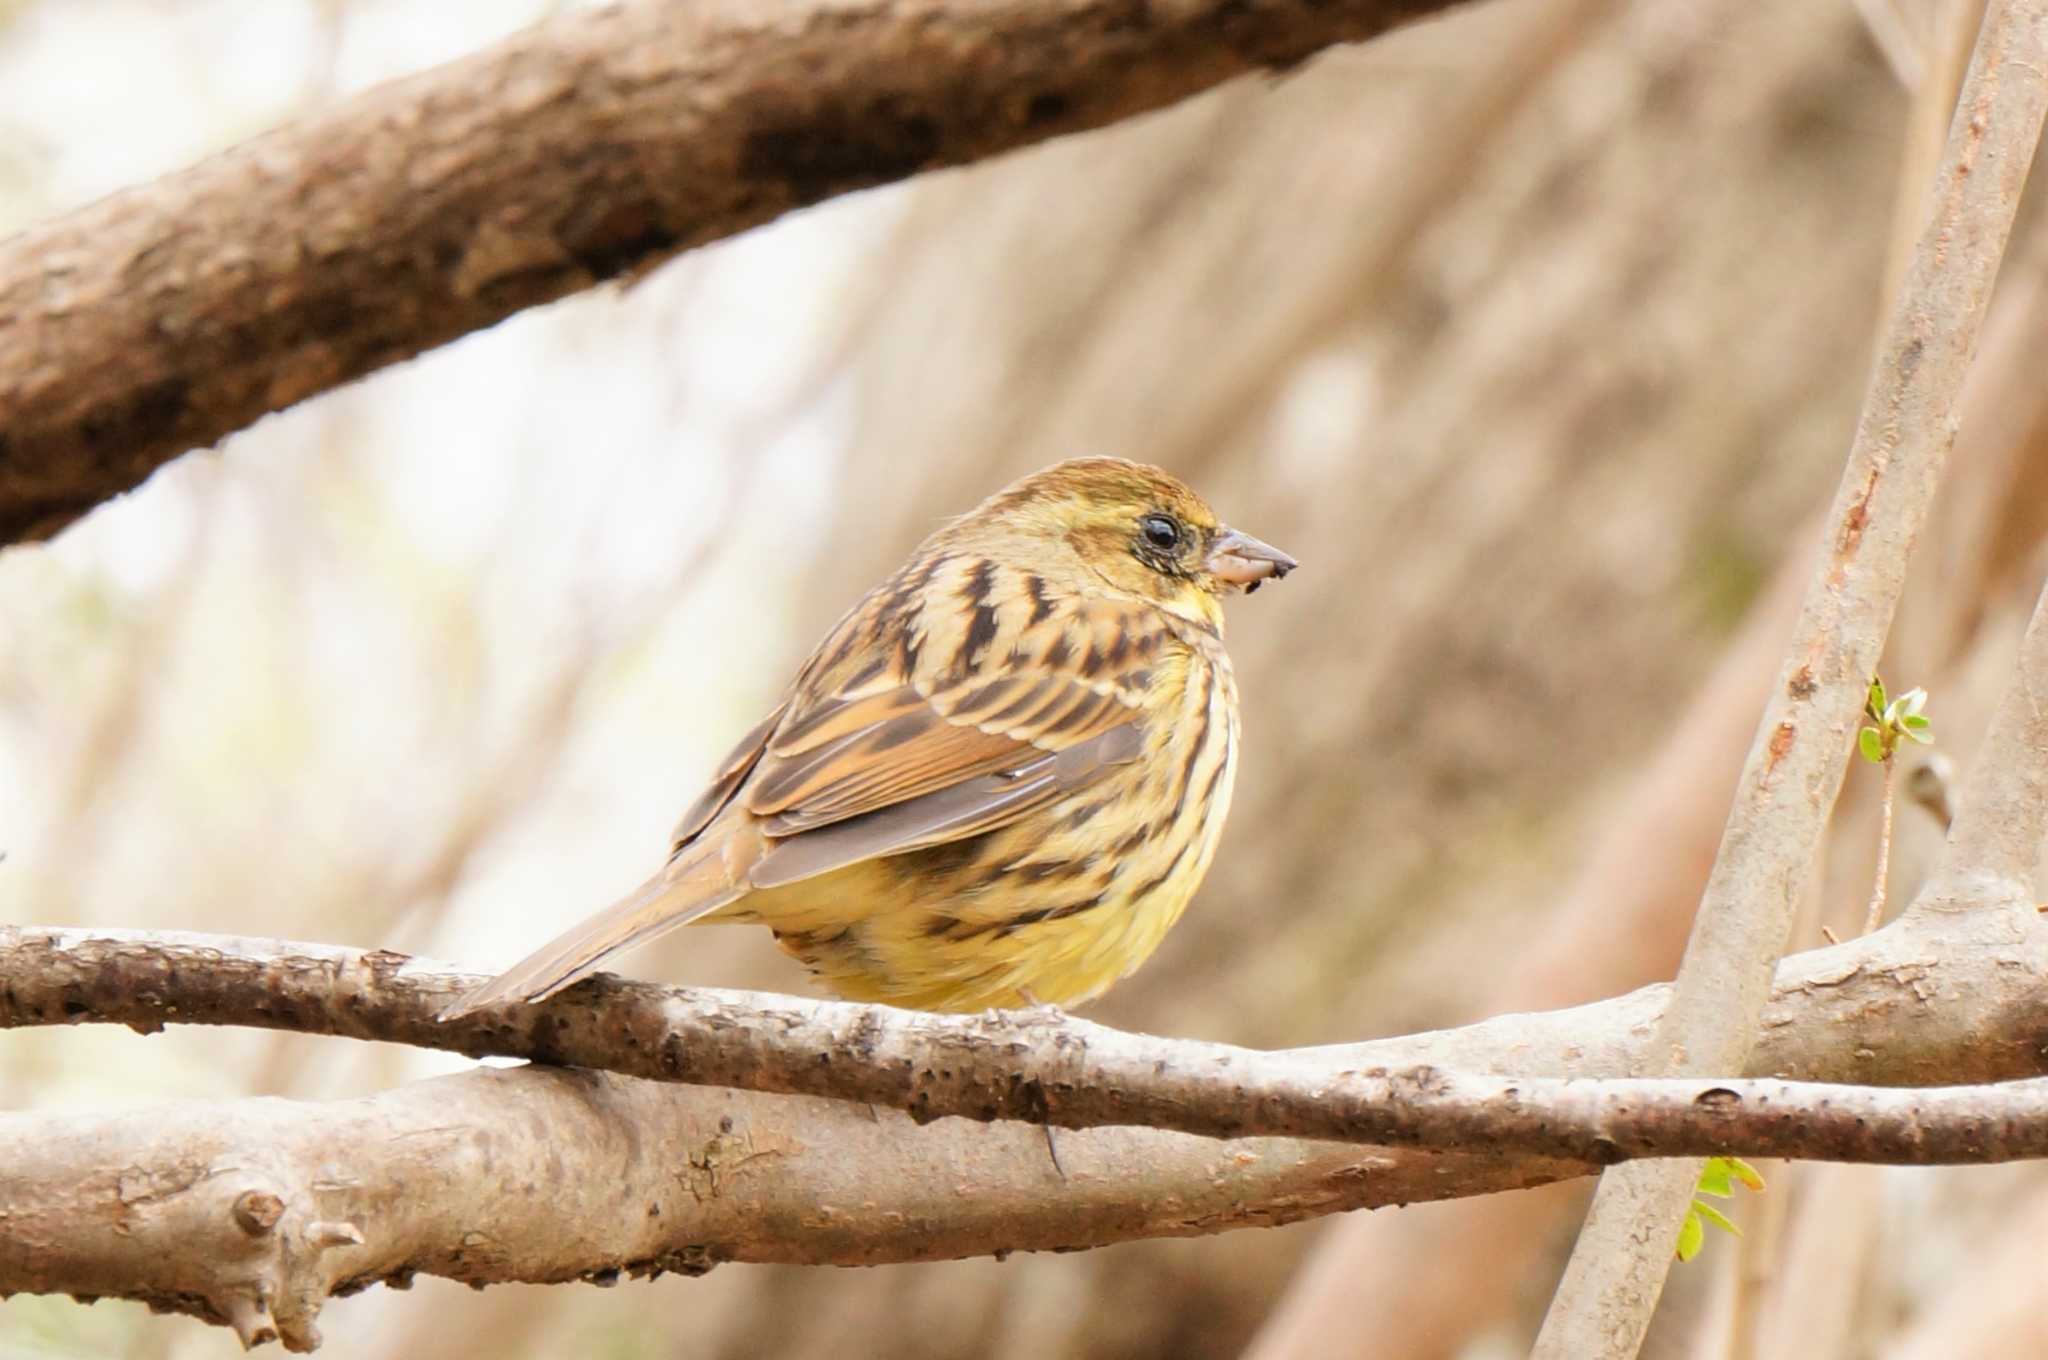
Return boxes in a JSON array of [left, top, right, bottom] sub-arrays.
[[0, 0, 1463, 545]]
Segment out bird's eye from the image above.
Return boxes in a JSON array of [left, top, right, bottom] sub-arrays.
[[1139, 514, 1184, 553]]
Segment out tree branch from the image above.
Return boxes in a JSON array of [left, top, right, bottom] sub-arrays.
[[1926, 547, 2048, 895], [0, 1063, 1584, 1353], [1533, 2, 2048, 1352], [5, 909, 2047, 1142], [0, 0, 1465, 546], [2, 904, 2046, 1349]]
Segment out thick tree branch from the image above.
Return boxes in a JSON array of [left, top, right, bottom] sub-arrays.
[[0, 0, 1464, 546], [1, 1065, 1581, 1353], [16, 1062, 2048, 1350], [1534, 3, 2048, 1352]]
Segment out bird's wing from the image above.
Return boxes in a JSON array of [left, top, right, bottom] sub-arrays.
[[714, 573, 1167, 889], [748, 673, 1143, 829], [669, 700, 789, 848], [743, 711, 1143, 889]]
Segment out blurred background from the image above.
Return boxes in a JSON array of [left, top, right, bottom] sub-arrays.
[[4, 0, 2046, 1356]]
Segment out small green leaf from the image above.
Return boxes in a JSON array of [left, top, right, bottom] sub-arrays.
[[1859, 727, 1885, 763], [1868, 677, 1888, 718], [1693, 1200, 1742, 1238], [1678, 1159, 1765, 1260], [1901, 713, 1930, 730], [1676, 1209, 1705, 1263]]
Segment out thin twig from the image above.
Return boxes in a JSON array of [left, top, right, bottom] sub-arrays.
[[1865, 755, 1898, 935], [1852, 0, 1930, 88], [6, 922, 2048, 1150]]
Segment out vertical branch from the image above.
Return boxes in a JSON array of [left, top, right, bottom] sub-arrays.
[[1531, 3, 2048, 1356], [1920, 569, 2048, 897]]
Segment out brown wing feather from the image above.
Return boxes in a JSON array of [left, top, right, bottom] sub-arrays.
[[748, 723, 1141, 888], [744, 679, 1140, 831], [669, 698, 789, 848], [729, 572, 1165, 877]]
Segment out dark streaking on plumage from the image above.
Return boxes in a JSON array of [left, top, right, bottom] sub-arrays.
[[441, 457, 1295, 1019]]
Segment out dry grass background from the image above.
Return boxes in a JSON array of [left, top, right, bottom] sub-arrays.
[[5, 0, 2047, 1356]]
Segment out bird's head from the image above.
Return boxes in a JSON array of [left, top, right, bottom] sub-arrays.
[[955, 457, 1297, 628]]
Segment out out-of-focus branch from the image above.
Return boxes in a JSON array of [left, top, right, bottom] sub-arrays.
[[1852, 0, 1929, 89], [1533, 3, 2048, 1353], [1884, 1177, 2048, 1358], [1919, 560, 2048, 895], [0, 0, 1468, 546], [1141, 0, 1621, 480]]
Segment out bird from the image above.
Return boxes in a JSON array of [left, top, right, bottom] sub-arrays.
[[440, 457, 1295, 1022]]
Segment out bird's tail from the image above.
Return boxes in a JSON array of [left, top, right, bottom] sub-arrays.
[[437, 840, 745, 1022]]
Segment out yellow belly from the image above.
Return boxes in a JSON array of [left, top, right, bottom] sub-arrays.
[[709, 652, 1239, 1012]]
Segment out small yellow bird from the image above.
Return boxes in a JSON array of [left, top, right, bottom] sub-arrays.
[[442, 457, 1294, 1020]]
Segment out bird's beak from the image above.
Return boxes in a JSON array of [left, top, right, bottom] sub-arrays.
[[1205, 527, 1299, 593]]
